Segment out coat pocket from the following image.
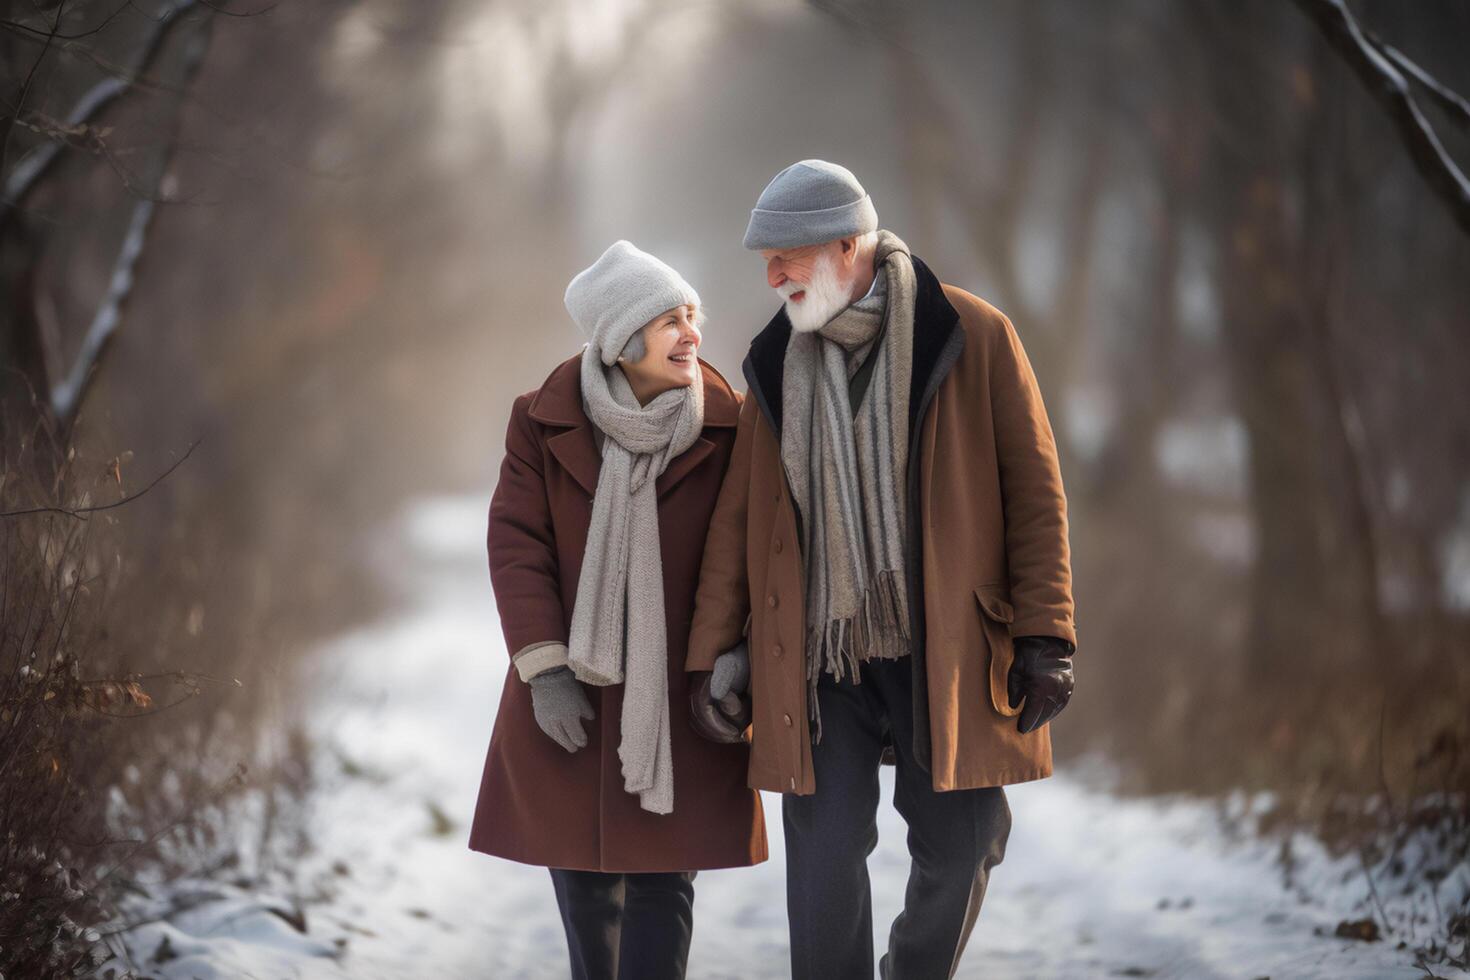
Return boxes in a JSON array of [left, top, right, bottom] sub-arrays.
[[974, 585, 1021, 717]]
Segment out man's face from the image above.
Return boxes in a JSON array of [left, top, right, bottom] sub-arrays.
[[760, 240, 854, 333], [761, 242, 837, 297]]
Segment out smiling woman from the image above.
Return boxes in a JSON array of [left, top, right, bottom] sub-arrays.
[[619, 303, 705, 405], [470, 240, 766, 980]]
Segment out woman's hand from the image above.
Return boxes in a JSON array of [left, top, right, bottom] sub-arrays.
[[710, 643, 750, 699], [688, 643, 752, 744], [528, 666, 596, 752]]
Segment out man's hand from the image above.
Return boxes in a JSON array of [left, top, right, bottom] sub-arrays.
[[1006, 636, 1074, 734], [689, 643, 752, 743], [528, 666, 596, 752]]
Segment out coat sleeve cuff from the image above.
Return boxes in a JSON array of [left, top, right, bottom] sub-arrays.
[[687, 612, 750, 673], [1009, 615, 1077, 650], [511, 641, 570, 681]]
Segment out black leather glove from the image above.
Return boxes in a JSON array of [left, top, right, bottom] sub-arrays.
[[688, 671, 752, 743], [688, 644, 753, 744], [1006, 636, 1075, 735]]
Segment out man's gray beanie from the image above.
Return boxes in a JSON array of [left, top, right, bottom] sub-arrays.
[[742, 159, 878, 250], [564, 240, 700, 365]]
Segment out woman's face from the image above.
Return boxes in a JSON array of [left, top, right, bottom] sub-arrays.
[[620, 304, 702, 400]]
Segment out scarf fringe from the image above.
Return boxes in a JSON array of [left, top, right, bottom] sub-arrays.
[[806, 568, 911, 743]]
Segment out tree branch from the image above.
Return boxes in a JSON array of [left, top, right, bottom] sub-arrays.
[[2, 0, 201, 211], [1, 0, 143, 44], [4, 80, 130, 200], [1362, 27, 1470, 133], [46, 195, 154, 421], [1291, 0, 1470, 236], [0, 439, 199, 520], [12, 0, 214, 425], [0, 0, 69, 186]]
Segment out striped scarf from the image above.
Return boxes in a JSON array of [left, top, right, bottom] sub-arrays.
[[780, 231, 916, 739]]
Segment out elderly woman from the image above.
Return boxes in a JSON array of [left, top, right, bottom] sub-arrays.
[[469, 241, 767, 980]]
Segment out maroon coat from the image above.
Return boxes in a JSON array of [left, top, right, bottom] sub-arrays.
[[469, 354, 768, 872]]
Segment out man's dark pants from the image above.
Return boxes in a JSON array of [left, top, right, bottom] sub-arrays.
[[548, 868, 697, 980], [783, 658, 1012, 980]]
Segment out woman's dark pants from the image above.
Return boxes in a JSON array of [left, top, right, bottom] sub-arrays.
[[548, 868, 697, 980]]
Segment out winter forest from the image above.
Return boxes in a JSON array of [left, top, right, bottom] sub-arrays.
[[2, 0, 1469, 977]]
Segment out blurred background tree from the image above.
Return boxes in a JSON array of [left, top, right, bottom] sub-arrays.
[[3, 0, 1468, 972]]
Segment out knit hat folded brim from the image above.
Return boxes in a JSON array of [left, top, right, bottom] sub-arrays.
[[743, 196, 878, 251]]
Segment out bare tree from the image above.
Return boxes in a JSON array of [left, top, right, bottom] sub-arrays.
[[1290, 0, 1470, 236], [1, 0, 215, 430]]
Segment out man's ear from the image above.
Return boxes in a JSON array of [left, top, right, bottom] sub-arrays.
[[837, 236, 859, 267]]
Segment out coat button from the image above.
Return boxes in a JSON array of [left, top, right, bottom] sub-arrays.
[[783, 713, 793, 727], [767, 594, 778, 608], [774, 538, 783, 554], [772, 644, 783, 658]]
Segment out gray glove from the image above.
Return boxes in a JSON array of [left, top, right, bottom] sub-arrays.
[[528, 666, 595, 753], [709, 643, 750, 700]]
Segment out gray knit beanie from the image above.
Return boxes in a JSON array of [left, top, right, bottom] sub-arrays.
[[742, 159, 878, 250], [564, 240, 701, 365]]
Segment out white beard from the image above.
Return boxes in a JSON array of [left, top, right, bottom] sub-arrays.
[[778, 252, 853, 334]]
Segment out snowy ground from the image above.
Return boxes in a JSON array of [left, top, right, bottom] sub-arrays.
[[100, 495, 1468, 979]]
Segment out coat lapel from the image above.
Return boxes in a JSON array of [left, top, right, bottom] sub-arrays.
[[657, 438, 715, 498], [546, 427, 602, 497], [529, 353, 739, 500], [742, 307, 791, 438], [659, 360, 740, 497], [904, 255, 963, 429], [529, 355, 601, 497]]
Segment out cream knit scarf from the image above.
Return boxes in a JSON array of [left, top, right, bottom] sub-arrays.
[[568, 347, 704, 813]]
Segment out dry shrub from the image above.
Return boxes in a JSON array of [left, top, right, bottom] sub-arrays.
[[0, 417, 312, 978]]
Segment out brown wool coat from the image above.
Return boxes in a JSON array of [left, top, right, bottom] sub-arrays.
[[470, 355, 768, 872], [688, 257, 1077, 796]]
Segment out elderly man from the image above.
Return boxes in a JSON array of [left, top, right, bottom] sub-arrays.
[[687, 160, 1077, 979]]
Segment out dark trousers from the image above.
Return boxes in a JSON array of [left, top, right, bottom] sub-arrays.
[[783, 658, 1012, 980], [548, 868, 697, 980]]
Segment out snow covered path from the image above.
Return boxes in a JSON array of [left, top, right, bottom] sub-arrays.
[[106, 496, 1466, 979]]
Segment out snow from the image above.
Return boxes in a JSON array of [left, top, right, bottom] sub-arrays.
[[96, 495, 1468, 979], [97, 882, 340, 980]]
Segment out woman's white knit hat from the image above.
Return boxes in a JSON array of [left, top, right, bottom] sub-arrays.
[[564, 241, 701, 365]]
